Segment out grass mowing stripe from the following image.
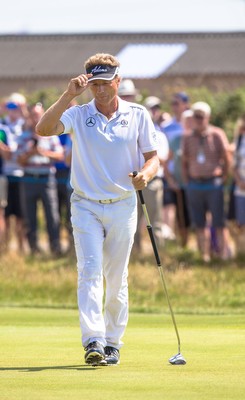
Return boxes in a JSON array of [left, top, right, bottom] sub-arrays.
[[0, 308, 245, 400]]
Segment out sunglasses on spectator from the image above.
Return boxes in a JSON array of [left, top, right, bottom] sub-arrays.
[[193, 113, 205, 120]]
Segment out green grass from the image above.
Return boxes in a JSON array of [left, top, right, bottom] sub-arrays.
[[0, 308, 245, 400]]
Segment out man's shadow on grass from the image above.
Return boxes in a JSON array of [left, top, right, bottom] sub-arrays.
[[0, 364, 101, 372]]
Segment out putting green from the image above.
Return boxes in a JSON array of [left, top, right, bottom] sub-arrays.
[[0, 308, 244, 400]]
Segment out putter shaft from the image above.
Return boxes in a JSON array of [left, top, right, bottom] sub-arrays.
[[135, 180, 182, 355]]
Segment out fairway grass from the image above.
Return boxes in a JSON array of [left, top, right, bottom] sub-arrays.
[[0, 308, 245, 400]]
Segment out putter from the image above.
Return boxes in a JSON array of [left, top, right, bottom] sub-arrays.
[[133, 171, 186, 365]]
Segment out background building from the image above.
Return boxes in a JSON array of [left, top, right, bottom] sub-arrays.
[[1, 32, 245, 98]]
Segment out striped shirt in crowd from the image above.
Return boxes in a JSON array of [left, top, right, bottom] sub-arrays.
[[182, 125, 229, 179]]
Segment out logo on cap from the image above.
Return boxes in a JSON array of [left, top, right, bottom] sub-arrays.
[[91, 66, 109, 74]]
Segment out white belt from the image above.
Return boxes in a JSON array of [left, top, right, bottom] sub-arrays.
[[79, 191, 133, 204]]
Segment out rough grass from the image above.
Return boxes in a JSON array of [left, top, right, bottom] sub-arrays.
[[1, 238, 245, 313]]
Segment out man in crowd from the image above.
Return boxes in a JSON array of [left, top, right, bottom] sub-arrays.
[[182, 101, 230, 262], [135, 96, 169, 250], [162, 92, 190, 240], [18, 103, 63, 256], [2, 93, 28, 253], [0, 123, 11, 252]]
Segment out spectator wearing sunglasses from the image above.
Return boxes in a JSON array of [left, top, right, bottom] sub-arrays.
[[182, 101, 230, 262]]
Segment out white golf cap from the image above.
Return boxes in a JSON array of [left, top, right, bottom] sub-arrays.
[[144, 96, 161, 109], [7, 92, 26, 105], [118, 79, 137, 96], [191, 101, 211, 116], [181, 109, 194, 118]]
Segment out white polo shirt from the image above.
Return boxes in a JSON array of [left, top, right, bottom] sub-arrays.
[[60, 97, 158, 200]]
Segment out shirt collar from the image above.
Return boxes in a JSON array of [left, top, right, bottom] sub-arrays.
[[88, 97, 132, 116]]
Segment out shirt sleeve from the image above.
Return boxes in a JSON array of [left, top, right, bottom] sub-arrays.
[[138, 107, 159, 154], [157, 131, 169, 161], [60, 107, 76, 134]]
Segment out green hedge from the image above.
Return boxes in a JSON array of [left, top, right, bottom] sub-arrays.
[[24, 85, 245, 142]]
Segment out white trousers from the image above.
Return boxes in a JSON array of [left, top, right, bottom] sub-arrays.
[[71, 192, 137, 349]]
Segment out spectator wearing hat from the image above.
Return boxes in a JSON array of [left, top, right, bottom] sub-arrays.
[[2, 93, 28, 253], [118, 79, 138, 102], [163, 92, 190, 142], [163, 112, 193, 247], [144, 96, 171, 131], [161, 92, 190, 240], [133, 96, 169, 250], [54, 100, 76, 253], [18, 103, 63, 256], [182, 101, 230, 262], [181, 109, 194, 134], [1, 93, 28, 130]]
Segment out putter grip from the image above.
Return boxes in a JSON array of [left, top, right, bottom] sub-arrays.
[[132, 171, 145, 205]]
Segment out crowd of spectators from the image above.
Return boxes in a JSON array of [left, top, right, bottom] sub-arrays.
[[118, 80, 245, 261], [0, 93, 73, 256], [0, 86, 245, 261]]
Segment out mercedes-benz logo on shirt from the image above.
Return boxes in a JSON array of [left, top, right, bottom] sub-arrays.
[[121, 119, 128, 126], [86, 117, 96, 127], [152, 132, 157, 143]]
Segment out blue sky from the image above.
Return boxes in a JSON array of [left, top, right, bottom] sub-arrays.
[[2, 0, 245, 34]]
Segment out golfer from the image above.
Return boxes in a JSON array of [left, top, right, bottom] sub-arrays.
[[36, 53, 159, 365]]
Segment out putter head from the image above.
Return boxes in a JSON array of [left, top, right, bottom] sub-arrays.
[[169, 353, 186, 365]]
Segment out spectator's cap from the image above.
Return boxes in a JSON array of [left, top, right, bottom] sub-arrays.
[[181, 109, 194, 118], [5, 92, 26, 109], [7, 92, 26, 105], [86, 64, 119, 82], [173, 92, 189, 103], [118, 79, 137, 96], [144, 96, 161, 109], [191, 101, 211, 116]]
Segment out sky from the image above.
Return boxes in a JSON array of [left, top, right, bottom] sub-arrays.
[[1, 0, 245, 34]]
